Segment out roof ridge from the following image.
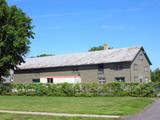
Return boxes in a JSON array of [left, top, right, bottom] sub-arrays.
[[26, 46, 141, 60]]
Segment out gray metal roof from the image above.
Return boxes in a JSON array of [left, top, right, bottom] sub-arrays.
[[18, 46, 142, 70]]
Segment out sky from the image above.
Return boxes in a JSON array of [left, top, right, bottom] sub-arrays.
[[7, 0, 160, 70]]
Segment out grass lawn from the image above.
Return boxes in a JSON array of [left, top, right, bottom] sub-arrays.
[[0, 96, 153, 115], [0, 113, 118, 120]]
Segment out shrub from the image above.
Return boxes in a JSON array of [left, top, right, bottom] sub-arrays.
[[0, 82, 160, 97], [0, 83, 12, 95]]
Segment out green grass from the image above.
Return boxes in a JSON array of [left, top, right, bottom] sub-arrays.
[[0, 113, 117, 120], [0, 96, 153, 115]]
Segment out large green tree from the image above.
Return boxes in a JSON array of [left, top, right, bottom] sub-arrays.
[[0, 0, 34, 81]]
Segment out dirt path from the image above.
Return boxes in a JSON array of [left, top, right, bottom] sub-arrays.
[[123, 99, 160, 120], [0, 110, 120, 118]]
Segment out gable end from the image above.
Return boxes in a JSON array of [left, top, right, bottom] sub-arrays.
[[132, 47, 152, 65]]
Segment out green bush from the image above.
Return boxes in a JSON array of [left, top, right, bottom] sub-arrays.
[[0, 83, 12, 95], [0, 82, 160, 97]]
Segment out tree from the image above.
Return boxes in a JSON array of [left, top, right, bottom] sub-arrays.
[[0, 0, 34, 82], [88, 44, 113, 52], [88, 45, 104, 51], [36, 54, 53, 57], [151, 68, 160, 82], [30, 54, 54, 58]]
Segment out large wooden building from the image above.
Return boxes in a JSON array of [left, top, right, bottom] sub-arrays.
[[14, 46, 151, 84]]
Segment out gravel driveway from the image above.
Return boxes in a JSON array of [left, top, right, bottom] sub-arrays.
[[123, 99, 160, 120]]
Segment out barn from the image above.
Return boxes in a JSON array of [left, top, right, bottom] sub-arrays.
[[14, 46, 151, 84]]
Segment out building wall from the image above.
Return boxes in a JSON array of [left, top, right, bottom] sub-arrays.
[[14, 72, 40, 83], [131, 50, 151, 83], [104, 63, 131, 82], [14, 62, 132, 83], [14, 65, 98, 83]]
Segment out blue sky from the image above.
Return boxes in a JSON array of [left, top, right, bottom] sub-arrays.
[[7, 0, 160, 69]]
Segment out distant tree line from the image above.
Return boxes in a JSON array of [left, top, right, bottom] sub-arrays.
[[88, 45, 104, 51], [32, 44, 113, 58], [88, 44, 113, 52], [30, 54, 54, 58], [151, 68, 160, 82]]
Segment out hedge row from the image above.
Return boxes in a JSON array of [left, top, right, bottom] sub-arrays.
[[0, 82, 160, 97]]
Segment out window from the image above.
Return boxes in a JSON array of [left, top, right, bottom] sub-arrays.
[[139, 79, 143, 83], [47, 78, 53, 83], [73, 68, 80, 76], [99, 77, 106, 84], [98, 64, 105, 83], [73, 68, 78, 72], [139, 76, 143, 83], [115, 77, 125, 82], [134, 76, 139, 81], [112, 64, 123, 70], [134, 64, 138, 71], [32, 79, 40, 83], [139, 53, 143, 61], [145, 77, 149, 82], [98, 64, 104, 74], [144, 66, 149, 72], [116, 65, 123, 70]]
